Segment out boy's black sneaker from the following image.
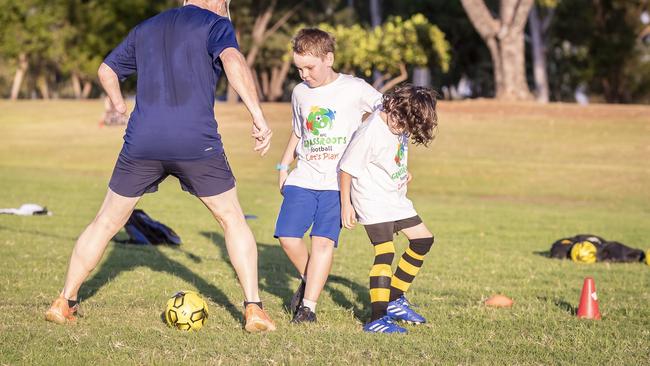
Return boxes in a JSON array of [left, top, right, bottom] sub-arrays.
[[290, 279, 306, 315], [291, 306, 316, 324]]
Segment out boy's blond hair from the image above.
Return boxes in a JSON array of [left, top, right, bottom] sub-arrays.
[[292, 28, 336, 58]]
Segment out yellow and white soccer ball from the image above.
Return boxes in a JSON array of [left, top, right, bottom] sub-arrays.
[[164, 291, 209, 331], [570, 241, 598, 264]]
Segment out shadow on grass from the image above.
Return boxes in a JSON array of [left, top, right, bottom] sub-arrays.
[[81, 240, 241, 322], [0, 224, 77, 242], [538, 296, 577, 315], [200, 231, 370, 320], [533, 250, 551, 258]]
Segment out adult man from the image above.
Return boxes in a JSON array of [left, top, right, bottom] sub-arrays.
[[45, 0, 276, 332]]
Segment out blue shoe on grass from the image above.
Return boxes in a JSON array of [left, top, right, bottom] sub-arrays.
[[387, 295, 426, 324], [363, 316, 407, 334]]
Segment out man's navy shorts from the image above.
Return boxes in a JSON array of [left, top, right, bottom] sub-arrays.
[[274, 185, 342, 246], [108, 150, 235, 198]]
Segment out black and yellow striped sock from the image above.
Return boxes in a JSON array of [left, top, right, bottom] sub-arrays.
[[389, 237, 434, 302], [369, 241, 395, 321]]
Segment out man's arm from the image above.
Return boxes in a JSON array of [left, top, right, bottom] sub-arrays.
[[220, 47, 272, 156], [98, 63, 127, 114], [339, 170, 356, 229]]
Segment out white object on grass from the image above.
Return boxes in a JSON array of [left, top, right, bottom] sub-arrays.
[[0, 203, 52, 216]]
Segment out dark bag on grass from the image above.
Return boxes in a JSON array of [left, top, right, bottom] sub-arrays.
[[120, 209, 181, 245], [549, 233, 645, 263], [549, 234, 605, 259], [598, 241, 645, 262]]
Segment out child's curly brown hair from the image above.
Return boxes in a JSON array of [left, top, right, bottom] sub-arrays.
[[382, 84, 439, 146]]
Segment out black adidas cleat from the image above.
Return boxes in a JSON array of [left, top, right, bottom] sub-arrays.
[[291, 306, 317, 324]]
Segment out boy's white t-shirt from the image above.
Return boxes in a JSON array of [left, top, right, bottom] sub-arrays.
[[284, 74, 382, 191], [339, 110, 417, 225]]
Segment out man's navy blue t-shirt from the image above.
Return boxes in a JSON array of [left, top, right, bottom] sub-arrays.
[[104, 5, 238, 161]]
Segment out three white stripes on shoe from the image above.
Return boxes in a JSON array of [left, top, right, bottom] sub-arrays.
[[368, 323, 390, 332], [387, 305, 406, 316]]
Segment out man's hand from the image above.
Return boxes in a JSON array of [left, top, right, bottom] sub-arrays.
[[252, 121, 272, 156], [113, 101, 127, 115], [341, 202, 357, 229], [407, 171, 413, 184]]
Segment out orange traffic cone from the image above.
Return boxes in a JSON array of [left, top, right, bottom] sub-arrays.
[[576, 277, 601, 320]]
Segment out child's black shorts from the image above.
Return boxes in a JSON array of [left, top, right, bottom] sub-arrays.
[[363, 216, 423, 244]]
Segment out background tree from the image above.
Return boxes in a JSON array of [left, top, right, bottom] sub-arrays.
[[384, 1, 492, 98], [228, 0, 303, 102], [255, 30, 293, 101], [0, 0, 176, 100], [229, 0, 361, 102], [322, 14, 450, 92], [369, 0, 384, 86], [549, 0, 650, 103], [1, 0, 648, 103], [460, 0, 535, 100], [63, 0, 177, 98], [528, 0, 558, 103], [0, 0, 68, 100]]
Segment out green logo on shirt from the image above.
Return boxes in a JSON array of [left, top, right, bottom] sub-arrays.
[[306, 106, 336, 136], [390, 134, 408, 181], [394, 135, 407, 166]]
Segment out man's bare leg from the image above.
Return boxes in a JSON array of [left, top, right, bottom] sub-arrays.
[[46, 188, 139, 324], [199, 187, 261, 302], [200, 186, 276, 332], [62, 188, 140, 300]]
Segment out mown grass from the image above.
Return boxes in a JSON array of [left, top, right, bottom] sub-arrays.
[[0, 100, 648, 365]]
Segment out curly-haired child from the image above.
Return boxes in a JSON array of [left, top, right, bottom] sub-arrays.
[[339, 84, 438, 333]]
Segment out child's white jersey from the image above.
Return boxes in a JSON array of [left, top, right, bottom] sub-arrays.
[[284, 74, 382, 191], [339, 110, 417, 224]]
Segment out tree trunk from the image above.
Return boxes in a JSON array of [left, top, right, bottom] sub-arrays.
[[246, 2, 302, 67], [260, 70, 270, 99], [369, 0, 382, 27], [245, 1, 275, 67], [461, 0, 534, 100], [528, 4, 549, 103], [413, 67, 431, 87], [499, 26, 530, 100], [251, 68, 264, 101], [71, 71, 82, 99], [379, 63, 408, 93], [10, 53, 28, 100], [268, 58, 291, 101], [370, 0, 383, 86], [82, 81, 93, 99], [372, 73, 390, 89], [227, 0, 301, 103], [37, 74, 50, 100]]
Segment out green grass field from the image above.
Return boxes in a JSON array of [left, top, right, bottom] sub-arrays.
[[1, 100, 649, 365]]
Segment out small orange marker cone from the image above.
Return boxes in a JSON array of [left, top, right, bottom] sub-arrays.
[[576, 277, 601, 320]]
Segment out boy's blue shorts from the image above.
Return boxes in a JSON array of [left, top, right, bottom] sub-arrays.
[[274, 185, 342, 246]]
